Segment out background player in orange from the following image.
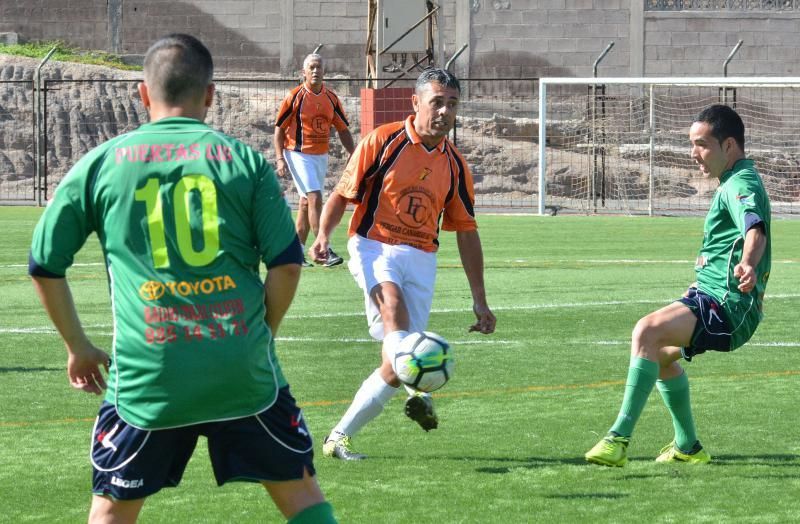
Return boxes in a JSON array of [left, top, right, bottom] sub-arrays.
[[310, 68, 496, 460], [274, 53, 355, 267]]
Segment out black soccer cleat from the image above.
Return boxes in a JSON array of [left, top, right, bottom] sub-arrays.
[[404, 393, 438, 432]]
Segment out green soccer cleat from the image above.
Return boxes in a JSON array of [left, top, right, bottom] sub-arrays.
[[585, 434, 630, 467], [655, 441, 711, 464], [322, 433, 367, 461], [404, 393, 438, 431]]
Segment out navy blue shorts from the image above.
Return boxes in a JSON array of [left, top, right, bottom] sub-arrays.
[[91, 386, 315, 500], [677, 287, 733, 360]]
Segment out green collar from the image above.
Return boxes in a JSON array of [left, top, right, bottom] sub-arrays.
[[720, 158, 753, 184]]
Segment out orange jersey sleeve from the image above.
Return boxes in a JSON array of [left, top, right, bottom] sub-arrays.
[[275, 84, 350, 155], [335, 116, 476, 252]]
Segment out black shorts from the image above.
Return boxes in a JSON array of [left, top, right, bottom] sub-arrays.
[[91, 386, 315, 500], [677, 287, 733, 361]]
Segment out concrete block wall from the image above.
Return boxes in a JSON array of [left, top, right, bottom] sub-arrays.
[[469, 0, 631, 79], [644, 12, 800, 77], [0, 0, 109, 52], [121, 0, 282, 73], [291, 0, 363, 76], [3, 1, 800, 79]]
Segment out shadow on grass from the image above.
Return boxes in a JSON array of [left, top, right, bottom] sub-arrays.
[[712, 454, 800, 466], [472, 453, 800, 475], [0, 366, 61, 373], [474, 455, 587, 473], [544, 493, 627, 500]]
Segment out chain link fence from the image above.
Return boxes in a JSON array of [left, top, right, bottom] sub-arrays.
[[4, 76, 539, 209], [0, 80, 35, 203]]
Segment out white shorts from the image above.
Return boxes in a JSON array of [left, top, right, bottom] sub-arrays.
[[283, 150, 329, 197], [347, 235, 437, 341]]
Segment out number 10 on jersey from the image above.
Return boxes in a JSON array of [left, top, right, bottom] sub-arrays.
[[135, 175, 220, 269]]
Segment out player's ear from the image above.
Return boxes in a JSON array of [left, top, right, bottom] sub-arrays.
[[138, 82, 151, 109], [723, 136, 735, 155], [412, 93, 420, 113], [204, 83, 215, 108]]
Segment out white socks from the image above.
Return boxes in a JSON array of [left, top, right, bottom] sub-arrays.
[[332, 369, 399, 438]]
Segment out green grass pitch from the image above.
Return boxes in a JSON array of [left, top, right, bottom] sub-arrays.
[[1, 207, 799, 523]]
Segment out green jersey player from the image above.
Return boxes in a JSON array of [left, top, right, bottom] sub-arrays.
[[29, 34, 337, 523], [585, 104, 771, 467]]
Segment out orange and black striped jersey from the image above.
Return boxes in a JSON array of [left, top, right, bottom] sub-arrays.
[[335, 115, 477, 253], [275, 83, 349, 155]]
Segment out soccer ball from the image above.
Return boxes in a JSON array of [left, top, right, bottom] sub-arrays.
[[393, 331, 453, 393]]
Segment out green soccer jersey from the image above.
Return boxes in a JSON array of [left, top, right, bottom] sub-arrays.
[[695, 158, 771, 350], [30, 117, 298, 429]]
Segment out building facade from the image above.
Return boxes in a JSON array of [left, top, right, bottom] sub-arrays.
[[1, 1, 798, 77]]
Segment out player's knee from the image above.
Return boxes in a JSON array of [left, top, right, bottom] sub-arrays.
[[306, 191, 322, 205], [631, 316, 661, 357], [89, 495, 143, 524]]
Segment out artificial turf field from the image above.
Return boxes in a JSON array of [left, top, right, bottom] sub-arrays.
[[1, 207, 798, 523]]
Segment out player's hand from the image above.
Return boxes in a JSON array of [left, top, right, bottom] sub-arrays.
[[734, 263, 757, 293], [469, 303, 496, 334], [66, 343, 110, 395], [275, 158, 288, 178], [309, 237, 330, 264]]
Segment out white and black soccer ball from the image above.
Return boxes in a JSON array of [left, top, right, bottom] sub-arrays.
[[393, 331, 453, 393]]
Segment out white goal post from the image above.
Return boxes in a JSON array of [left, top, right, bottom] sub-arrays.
[[537, 77, 800, 216]]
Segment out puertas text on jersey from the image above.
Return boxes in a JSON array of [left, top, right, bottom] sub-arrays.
[[115, 143, 233, 164]]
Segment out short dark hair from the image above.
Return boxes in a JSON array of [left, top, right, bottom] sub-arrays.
[[694, 104, 745, 151], [415, 67, 461, 96], [143, 34, 213, 105]]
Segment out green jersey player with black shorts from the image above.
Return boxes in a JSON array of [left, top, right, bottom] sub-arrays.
[[29, 34, 337, 523], [585, 104, 771, 468]]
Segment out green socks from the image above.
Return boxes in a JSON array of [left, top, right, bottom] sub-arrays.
[[609, 357, 659, 438], [657, 371, 698, 451], [288, 502, 337, 524]]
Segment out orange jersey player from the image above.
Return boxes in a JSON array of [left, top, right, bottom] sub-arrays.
[[310, 68, 496, 461], [335, 116, 477, 253], [275, 82, 349, 155], [274, 53, 355, 268]]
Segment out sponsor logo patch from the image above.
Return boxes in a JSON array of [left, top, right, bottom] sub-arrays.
[[110, 476, 144, 489], [139, 276, 237, 301]]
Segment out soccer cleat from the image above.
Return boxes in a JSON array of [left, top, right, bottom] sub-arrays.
[[301, 258, 314, 268], [655, 441, 711, 464], [322, 434, 366, 461], [404, 393, 438, 431], [323, 249, 343, 268], [585, 434, 630, 467]]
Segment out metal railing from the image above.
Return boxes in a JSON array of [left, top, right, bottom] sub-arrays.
[[2, 76, 540, 209]]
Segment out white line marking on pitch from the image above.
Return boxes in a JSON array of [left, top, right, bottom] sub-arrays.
[[594, 340, 800, 348], [2, 259, 799, 270], [3, 295, 799, 331], [0, 327, 516, 346], [0, 262, 104, 269]]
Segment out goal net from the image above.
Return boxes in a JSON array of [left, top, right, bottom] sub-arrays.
[[537, 77, 800, 216]]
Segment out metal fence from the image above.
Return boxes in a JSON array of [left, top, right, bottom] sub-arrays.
[[538, 77, 800, 216], [0, 80, 35, 203], [4, 75, 798, 214], [1, 76, 541, 208]]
